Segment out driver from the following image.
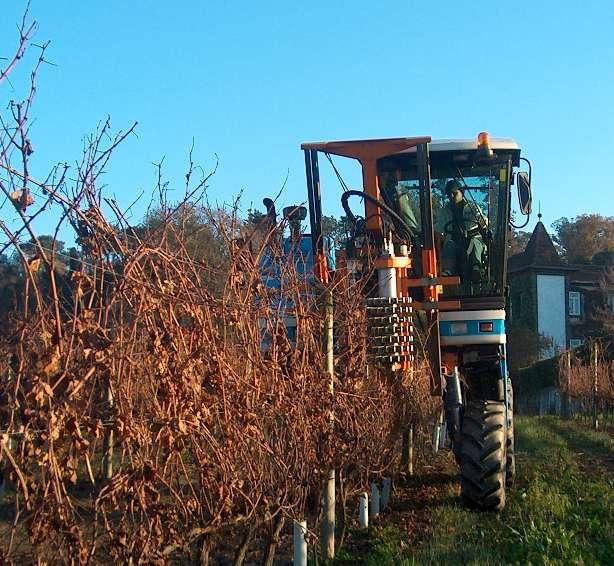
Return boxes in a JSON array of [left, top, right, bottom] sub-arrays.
[[441, 179, 488, 282]]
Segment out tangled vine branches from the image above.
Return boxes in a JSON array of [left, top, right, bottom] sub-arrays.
[[558, 343, 614, 419], [0, 178, 438, 563], [0, 9, 438, 563]]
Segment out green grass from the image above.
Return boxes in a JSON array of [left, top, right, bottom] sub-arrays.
[[334, 416, 614, 565]]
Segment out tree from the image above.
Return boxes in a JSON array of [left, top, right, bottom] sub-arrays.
[[3, 236, 76, 320], [507, 326, 554, 371], [246, 210, 353, 250], [592, 250, 614, 267], [552, 214, 614, 264], [508, 229, 532, 256], [246, 208, 267, 226], [139, 204, 240, 296], [321, 215, 353, 249], [574, 266, 614, 340], [0, 254, 21, 327], [15, 235, 67, 273]]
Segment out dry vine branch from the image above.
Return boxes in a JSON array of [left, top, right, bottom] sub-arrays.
[[0, 11, 437, 562]]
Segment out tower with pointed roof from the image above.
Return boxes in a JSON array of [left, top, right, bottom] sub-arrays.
[[507, 216, 573, 360], [508, 215, 613, 361]]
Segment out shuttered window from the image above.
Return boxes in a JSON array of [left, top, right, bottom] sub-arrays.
[[568, 291, 581, 316]]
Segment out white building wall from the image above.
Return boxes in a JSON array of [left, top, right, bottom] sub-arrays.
[[536, 274, 566, 359]]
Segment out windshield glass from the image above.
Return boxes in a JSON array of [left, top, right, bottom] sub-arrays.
[[378, 155, 511, 298]]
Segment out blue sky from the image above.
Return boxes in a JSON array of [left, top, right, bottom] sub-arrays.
[[1, 0, 613, 245]]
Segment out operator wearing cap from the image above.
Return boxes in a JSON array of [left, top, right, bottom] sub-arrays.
[[441, 179, 488, 283]]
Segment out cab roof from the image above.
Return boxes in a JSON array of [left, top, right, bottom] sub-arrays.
[[402, 138, 519, 153], [301, 137, 519, 151], [301, 136, 522, 166]]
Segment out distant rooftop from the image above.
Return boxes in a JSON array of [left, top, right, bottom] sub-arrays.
[[508, 222, 613, 283], [508, 221, 568, 273]]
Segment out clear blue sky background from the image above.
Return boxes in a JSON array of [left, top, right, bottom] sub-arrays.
[[1, 0, 613, 245]]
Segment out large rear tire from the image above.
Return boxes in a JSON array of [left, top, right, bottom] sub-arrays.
[[459, 400, 506, 511]]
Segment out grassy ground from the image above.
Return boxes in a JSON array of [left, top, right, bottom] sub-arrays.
[[334, 416, 614, 565]]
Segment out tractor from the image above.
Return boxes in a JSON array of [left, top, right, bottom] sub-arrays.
[[297, 132, 532, 511]]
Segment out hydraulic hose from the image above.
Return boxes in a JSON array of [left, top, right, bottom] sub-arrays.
[[340, 190, 416, 244]]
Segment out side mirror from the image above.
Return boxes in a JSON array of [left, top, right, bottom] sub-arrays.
[[283, 205, 307, 222], [517, 172, 532, 215], [283, 205, 308, 240]]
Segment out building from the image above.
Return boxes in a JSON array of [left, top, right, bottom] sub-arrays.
[[507, 217, 613, 359]]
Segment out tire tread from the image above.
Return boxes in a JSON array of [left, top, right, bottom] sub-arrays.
[[459, 400, 507, 511]]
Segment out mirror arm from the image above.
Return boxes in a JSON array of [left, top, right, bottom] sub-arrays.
[[510, 213, 531, 230], [520, 157, 532, 187]]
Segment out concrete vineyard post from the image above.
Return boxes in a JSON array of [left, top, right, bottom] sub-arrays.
[[402, 424, 414, 475], [101, 376, 114, 480], [293, 520, 307, 566], [321, 287, 335, 560], [381, 477, 391, 509], [369, 482, 380, 519], [359, 492, 369, 528]]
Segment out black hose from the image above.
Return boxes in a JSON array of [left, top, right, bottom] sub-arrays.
[[340, 190, 416, 243]]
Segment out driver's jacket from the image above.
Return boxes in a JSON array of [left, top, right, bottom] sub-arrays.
[[438, 199, 488, 241]]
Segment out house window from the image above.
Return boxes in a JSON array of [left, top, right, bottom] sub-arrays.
[[568, 291, 582, 316], [569, 338, 583, 349]]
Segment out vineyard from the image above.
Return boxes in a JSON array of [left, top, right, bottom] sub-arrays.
[[559, 343, 614, 428], [0, 20, 444, 562], [0, 12, 448, 563], [1, 7, 613, 566], [512, 340, 613, 423], [0, 182, 438, 563], [0, 184, 606, 563]]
